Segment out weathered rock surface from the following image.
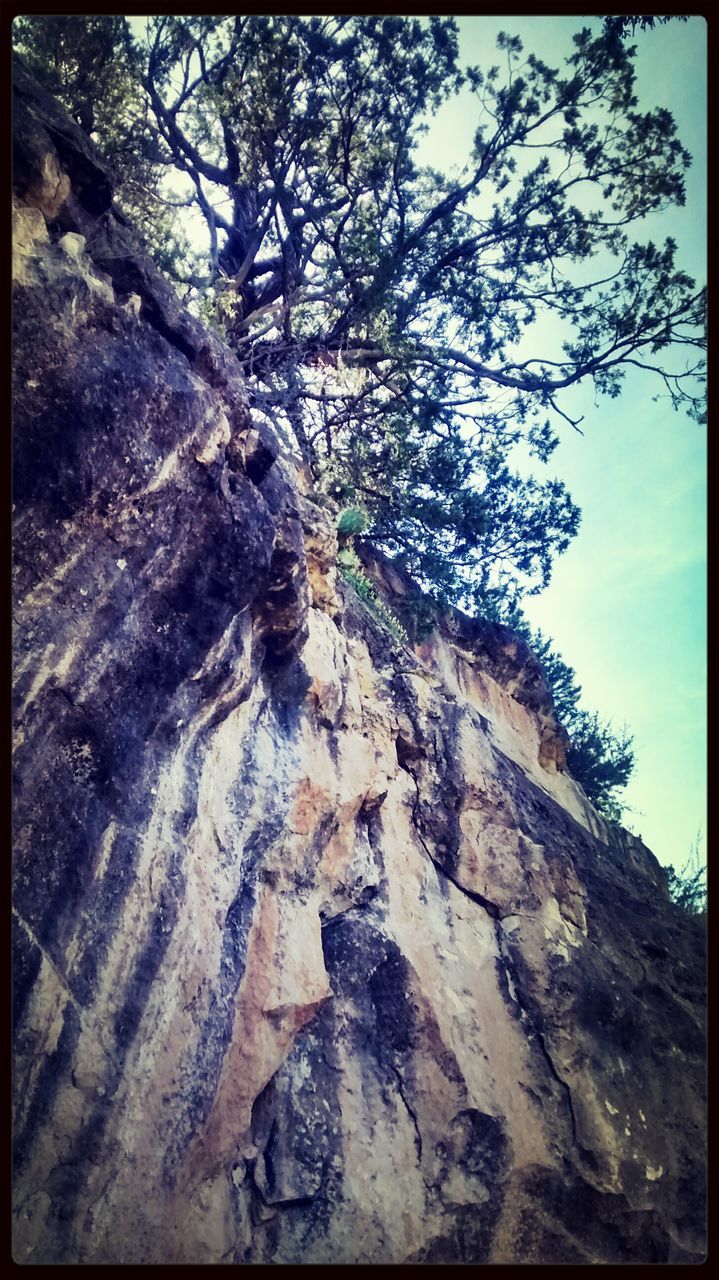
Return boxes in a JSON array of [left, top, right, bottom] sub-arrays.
[[12, 63, 706, 1265]]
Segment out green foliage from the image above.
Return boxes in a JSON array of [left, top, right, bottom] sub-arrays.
[[399, 591, 444, 643], [666, 835, 706, 917], [477, 591, 635, 820], [498, 616, 636, 825], [603, 15, 689, 40], [13, 15, 202, 289], [338, 549, 408, 643], [336, 507, 369, 537], [564, 712, 635, 823], [337, 541, 441, 643], [13, 16, 705, 612], [324, 408, 580, 610], [13, 15, 135, 137], [197, 284, 246, 339]]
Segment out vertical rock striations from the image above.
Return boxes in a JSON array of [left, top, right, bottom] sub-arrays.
[[12, 62, 706, 1265]]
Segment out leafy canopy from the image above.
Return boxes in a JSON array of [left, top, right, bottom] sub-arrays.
[[13, 14, 706, 615]]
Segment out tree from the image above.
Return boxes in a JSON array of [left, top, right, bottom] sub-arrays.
[[517, 626, 636, 823], [15, 16, 700, 822], [12, 16, 197, 283], [563, 711, 635, 822], [13, 15, 133, 137], [12, 16, 706, 609], [602, 15, 690, 41], [477, 595, 635, 819], [666, 834, 707, 917], [133, 17, 704, 603]]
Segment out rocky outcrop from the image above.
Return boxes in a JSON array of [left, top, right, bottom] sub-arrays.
[[12, 63, 706, 1265]]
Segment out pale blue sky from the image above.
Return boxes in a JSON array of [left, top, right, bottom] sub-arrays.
[[419, 16, 706, 868]]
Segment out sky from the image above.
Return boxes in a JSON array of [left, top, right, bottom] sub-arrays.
[[128, 15, 706, 871], [417, 16, 706, 870]]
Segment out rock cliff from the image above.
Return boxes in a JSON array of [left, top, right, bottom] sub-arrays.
[[12, 62, 707, 1265]]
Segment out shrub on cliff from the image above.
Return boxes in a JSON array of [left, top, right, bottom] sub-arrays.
[[563, 711, 635, 823], [337, 547, 408, 643], [477, 594, 636, 819], [666, 837, 707, 917], [522, 628, 635, 821]]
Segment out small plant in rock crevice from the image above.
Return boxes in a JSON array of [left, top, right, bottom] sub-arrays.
[[337, 546, 408, 644]]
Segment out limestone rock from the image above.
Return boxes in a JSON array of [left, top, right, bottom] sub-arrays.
[[12, 64, 706, 1265]]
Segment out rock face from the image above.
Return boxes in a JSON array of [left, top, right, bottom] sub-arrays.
[[12, 63, 706, 1265]]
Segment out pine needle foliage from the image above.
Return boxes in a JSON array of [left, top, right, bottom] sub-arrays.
[[666, 835, 707, 917], [13, 15, 706, 611]]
